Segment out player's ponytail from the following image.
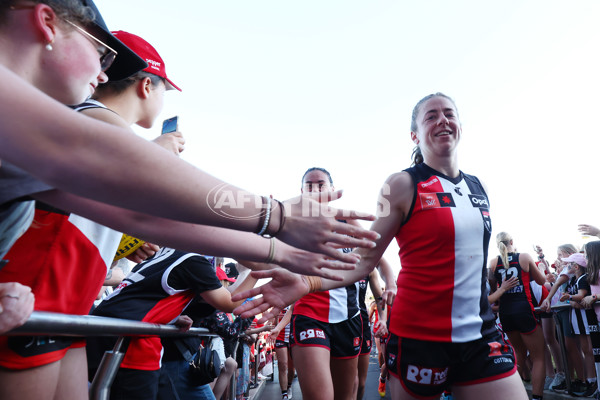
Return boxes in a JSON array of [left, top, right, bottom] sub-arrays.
[[496, 232, 513, 270]]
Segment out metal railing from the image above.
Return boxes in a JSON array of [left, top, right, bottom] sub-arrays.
[[9, 311, 216, 337], [5, 311, 239, 400]]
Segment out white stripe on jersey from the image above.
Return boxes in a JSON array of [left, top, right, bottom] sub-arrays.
[[438, 178, 487, 342], [328, 281, 360, 322], [68, 214, 122, 270], [161, 252, 207, 295]]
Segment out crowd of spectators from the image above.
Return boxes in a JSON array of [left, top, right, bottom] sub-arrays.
[[487, 226, 600, 399], [0, 1, 381, 399]]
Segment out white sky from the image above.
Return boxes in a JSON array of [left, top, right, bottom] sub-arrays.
[[96, 0, 600, 274]]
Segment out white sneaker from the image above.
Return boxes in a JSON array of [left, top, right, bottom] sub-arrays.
[[287, 386, 292, 399], [550, 372, 566, 390]]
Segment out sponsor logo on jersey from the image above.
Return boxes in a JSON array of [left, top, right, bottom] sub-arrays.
[[420, 193, 456, 209], [421, 177, 439, 188], [480, 209, 492, 232], [405, 365, 449, 385], [454, 187, 463, 196], [506, 285, 523, 294], [298, 329, 325, 341], [468, 194, 489, 208]]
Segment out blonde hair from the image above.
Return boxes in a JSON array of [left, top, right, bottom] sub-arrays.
[[557, 244, 578, 256], [496, 232, 513, 269]]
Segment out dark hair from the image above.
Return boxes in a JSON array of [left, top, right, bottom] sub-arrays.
[[301, 167, 333, 186], [1, 0, 95, 25], [585, 241, 600, 285], [93, 71, 164, 96], [411, 146, 423, 166], [410, 92, 458, 166]]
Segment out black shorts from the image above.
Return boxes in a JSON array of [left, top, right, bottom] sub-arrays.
[[499, 303, 539, 334], [360, 311, 372, 355], [275, 340, 289, 349], [111, 368, 160, 400], [0, 335, 85, 369], [385, 330, 516, 398], [556, 308, 575, 338], [290, 314, 362, 359]]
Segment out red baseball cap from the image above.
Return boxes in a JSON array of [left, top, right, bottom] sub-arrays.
[[111, 31, 181, 91], [216, 267, 236, 282]]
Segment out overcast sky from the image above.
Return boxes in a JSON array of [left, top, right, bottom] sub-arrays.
[[96, 0, 600, 273]]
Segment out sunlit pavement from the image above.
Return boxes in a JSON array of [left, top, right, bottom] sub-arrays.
[[255, 350, 391, 400]]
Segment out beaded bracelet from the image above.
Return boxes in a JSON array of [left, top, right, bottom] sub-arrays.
[[257, 196, 272, 236], [255, 196, 267, 234]]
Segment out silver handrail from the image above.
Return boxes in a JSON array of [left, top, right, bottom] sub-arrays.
[[6, 311, 222, 400], [7, 311, 216, 337]]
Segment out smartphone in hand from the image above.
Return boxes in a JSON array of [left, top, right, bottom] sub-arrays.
[[161, 116, 179, 134]]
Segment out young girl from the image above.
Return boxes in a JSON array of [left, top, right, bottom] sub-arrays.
[[558, 252, 598, 396], [581, 240, 600, 398], [542, 246, 593, 395], [581, 241, 600, 313]]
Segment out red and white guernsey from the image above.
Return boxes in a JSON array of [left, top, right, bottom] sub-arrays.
[[294, 249, 360, 323], [0, 202, 121, 316], [276, 306, 291, 342], [390, 163, 495, 343]]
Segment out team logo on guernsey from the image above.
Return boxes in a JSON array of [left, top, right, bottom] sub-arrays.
[[480, 209, 492, 232], [387, 353, 396, 367], [420, 193, 456, 209]]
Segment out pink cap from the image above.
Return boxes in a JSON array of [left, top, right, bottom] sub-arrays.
[[111, 30, 181, 91], [562, 253, 587, 268]]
